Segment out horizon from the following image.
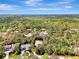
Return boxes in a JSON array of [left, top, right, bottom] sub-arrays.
[[0, 0, 79, 14], [0, 13, 79, 15]]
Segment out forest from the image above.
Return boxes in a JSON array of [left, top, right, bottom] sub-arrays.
[[0, 15, 79, 59]]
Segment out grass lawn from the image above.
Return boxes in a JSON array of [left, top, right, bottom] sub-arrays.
[[3, 54, 79, 59], [9, 54, 28, 59]]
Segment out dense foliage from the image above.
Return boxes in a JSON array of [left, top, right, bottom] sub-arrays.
[[0, 15, 79, 57]]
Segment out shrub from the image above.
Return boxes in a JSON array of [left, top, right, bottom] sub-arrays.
[[36, 46, 45, 55], [45, 45, 54, 55], [42, 53, 49, 59], [14, 43, 21, 55], [0, 45, 5, 58]]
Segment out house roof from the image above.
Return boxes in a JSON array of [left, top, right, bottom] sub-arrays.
[[39, 31, 48, 37], [35, 36, 43, 41], [4, 45, 12, 49], [21, 44, 32, 51]]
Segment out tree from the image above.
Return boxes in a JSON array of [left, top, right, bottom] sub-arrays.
[[0, 45, 5, 58], [35, 46, 45, 55], [14, 43, 21, 55]]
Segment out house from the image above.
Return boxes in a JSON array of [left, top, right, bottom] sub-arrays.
[[20, 43, 32, 56], [4, 44, 15, 54], [34, 36, 43, 47], [20, 44, 32, 51], [39, 28, 48, 38], [73, 47, 79, 52], [4, 44, 12, 51]]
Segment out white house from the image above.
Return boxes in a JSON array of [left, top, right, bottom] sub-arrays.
[[34, 36, 43, 47]]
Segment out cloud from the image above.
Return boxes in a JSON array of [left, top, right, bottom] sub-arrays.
[[65, 6, 72, 8], [24, 0, 75, 10], [46, 0, 74, 9], [30, 8, 62, 10], [60, 0, 75, 2], [25, 0, 43, 6], [23, 0, 74, 11], [58, 0, 74, 6], [0, 4, 16, 10]]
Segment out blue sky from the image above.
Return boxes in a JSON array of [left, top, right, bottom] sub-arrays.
[[0, 0, 79, 14]]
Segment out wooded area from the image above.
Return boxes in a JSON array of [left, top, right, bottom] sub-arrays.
[[0, 15, 79, 59]]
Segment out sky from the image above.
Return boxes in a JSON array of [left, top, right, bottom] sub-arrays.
[[0, 0, 79, 14]]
